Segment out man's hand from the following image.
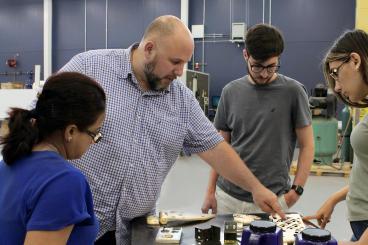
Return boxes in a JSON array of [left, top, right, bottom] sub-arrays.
[[201, 191, 217, 214], [252, 186, 286, 219], [284, 190, 300, 208], [303, 199, 335, 228]]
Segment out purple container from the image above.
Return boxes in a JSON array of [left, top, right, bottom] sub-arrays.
[[241, 220, 283, 245], [295, 228, 337, 245]]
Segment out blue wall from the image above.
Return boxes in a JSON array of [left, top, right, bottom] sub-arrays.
[[189, 0, 356, 102], [0, 0, 355, 102], [0, 0, 43, 83], [53, 0, 180, 71]]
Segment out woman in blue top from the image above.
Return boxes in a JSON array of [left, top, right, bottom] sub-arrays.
[[0, 72, 106, 244]]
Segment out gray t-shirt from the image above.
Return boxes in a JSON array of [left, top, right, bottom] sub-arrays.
[[215, 74, 311, 202], [347, 115, 368, 221]]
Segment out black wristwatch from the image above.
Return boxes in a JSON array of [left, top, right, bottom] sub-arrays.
[[291, 185, 304, 196]]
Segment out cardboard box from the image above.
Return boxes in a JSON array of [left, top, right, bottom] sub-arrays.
[[1, 82, 24, 89], [0, 120, 9, 138]]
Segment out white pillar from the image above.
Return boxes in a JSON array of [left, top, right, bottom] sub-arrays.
[[43, 0, 52, 80], [181, 0, 189, 26], [180, 0, 189, 84]]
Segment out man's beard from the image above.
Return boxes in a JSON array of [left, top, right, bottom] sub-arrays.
[[144, 60, 171, 91]]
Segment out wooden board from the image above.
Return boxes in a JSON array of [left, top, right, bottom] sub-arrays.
[[146, 211, 216, 226], [290, 161, 351, 177], [0, 119, 9, 138]]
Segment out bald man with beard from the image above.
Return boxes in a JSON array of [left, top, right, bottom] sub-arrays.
[[59, 15, 285, 244]]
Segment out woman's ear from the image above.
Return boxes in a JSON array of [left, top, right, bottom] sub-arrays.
[[350, 52, 361, 70], [64, 124, 77, 143]]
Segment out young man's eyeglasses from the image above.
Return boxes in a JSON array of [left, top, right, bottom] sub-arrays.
[[249, 63, 280, 74], [85, 129, 103, 143], [329, 56, 350, 81]]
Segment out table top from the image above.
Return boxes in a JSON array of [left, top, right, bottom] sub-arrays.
[[131, 214, 269, 245]]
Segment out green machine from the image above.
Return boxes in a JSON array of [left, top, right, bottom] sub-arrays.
[[309, 84, 338, 164], [312, 117, 338, 164]]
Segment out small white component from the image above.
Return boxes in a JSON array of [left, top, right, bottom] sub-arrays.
[[33, 65, 41, 88], [147, 215, 159, 225], [232, 22, 246, 40], [192, 24, 204, 39], [233, 213, 261, 225], [155, 227, 182, 244]]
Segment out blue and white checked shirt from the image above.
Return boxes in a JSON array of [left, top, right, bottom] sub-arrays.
[[60, 44, 223, 244]]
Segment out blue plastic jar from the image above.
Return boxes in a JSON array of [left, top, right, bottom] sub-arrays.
[[241, 220, 283, 245], [295, 228, 337, 245]]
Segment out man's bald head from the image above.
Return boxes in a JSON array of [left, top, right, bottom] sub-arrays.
[[133, 15, 194, 92], [142, 15, 191, 41]]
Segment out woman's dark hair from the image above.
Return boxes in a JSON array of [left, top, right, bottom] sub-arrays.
[[245, 23, 284, 61], [323, 29, 368, 108], [1, 71, 106, 165]]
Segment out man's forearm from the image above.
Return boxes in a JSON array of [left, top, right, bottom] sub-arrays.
[[293, 144, 314, 186], [206, 170, 219, 194], [330, 186, 349, 204], [199, 141, 263, 193], [205, 129, 229, 194]]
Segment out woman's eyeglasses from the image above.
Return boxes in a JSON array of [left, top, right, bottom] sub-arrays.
[[250, 64, 280, 74], [329, 57, 350, 81], [85, 129, 103, 143]]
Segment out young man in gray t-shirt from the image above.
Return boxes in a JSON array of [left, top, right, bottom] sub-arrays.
[[202, 24, 314, 214]]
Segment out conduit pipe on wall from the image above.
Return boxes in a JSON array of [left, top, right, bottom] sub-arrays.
[[84, 0, 87, 51], [105, 0, 108, 49], [269, 0, 272, 24], [202, 0, 205, 72], [230, 0, 232, 40], [262, 0, 265, 23]]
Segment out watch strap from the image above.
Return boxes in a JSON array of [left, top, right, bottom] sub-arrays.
[[291, 185, 304, 195]]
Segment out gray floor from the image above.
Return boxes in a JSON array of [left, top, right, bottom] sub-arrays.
[[157, 155, 351, 241]]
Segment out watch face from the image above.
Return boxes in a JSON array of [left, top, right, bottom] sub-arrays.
[[292, 185, 303, 195]]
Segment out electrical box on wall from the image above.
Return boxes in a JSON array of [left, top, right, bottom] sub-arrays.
[[192, 24, 204, 39], [231, 22, 246, 41]]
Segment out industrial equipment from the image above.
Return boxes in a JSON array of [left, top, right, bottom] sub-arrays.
[[309, 84, 338, 164], [186, 69, 210, 117]]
